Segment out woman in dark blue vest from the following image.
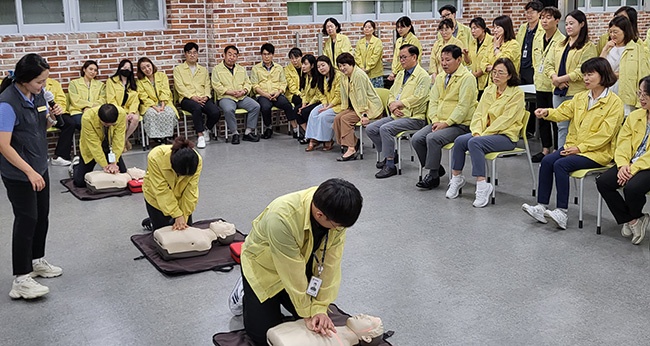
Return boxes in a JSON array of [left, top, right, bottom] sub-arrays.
[[0, 54, 64, 300]]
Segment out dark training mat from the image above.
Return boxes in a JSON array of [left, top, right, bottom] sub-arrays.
[[131, 218, 246, 276], [60, 178, 131, 200], [212, 304, 394, 346]]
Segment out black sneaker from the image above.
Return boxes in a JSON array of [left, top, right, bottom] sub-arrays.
[[531, 152, 545, 163], [242, 133, 260, 142], [231, 134, 241, 145], [141, 218, 153, 232], [375, 165, 397, 179], [261, 128, 273, 139]]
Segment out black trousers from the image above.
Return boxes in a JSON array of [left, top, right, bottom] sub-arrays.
[[257, 94, 297, 127], [72, 154, 127, 188], [3, 171, 50, 276], [596, 166, 650, 225], [54, 113, 82, 160], [536, 91, 558, 150], [296, 102, 320, 125], [180, 98, 221, 134], [144, 200, 193, 231], [242, 269, 299, 346]]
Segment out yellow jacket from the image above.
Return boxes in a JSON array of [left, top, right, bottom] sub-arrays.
[[615, 109, 650, 175], [437, 22, 472, 51], [45, 78, 67, 112], [143, 145, 202, 219], [482, 39, 521, 74], [468, 34, 494, 91], [615, 40, 650, 107], [302, 74, 322, 105], [596, 32, 610, 56], [67, 77, 106, 115], [533, 29, 565, 92], [172, 62, 211, 100], [354, 35, 384, 79], [470, 84, 525, 142], [646, 28, 650, 54], [323, 33, 352, 64], [391, 32, 423, 75], [106, 76, 139, 116], [340, 66, 383, 119], [250, 62, 287, 96], [516, 22, 545, 60], [241, 187, 346, 318], [428, 36, 465, 75], [544, 41, 597, 96], [136, 72, 179, 118], [79, 106, 126, 166], [546, 89, 624, 165], [211, 62, 252, 101], [388, 64, 430, 120], [318, 71, 343, 113], [284, 64, 302, 101], [427, 66, 477, 126]]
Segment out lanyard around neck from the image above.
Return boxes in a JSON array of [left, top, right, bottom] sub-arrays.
[[312, 232, 329, 277]]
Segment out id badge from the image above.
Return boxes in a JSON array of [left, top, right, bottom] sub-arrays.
[[522, 48, 528, 59], [538, 63, 544, 73], [306, 276, 322, 297], [108, 151, 116, 164]]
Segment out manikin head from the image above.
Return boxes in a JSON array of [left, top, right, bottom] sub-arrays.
[[347, 314, 384, 345]]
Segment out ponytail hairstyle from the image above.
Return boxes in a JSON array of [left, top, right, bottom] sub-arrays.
[[315, 55, 336, 94], [170, 136, 200, 176], [470, 17, 491, 35], [0, 53, 50, 95], [363, 20, 378, 37], [395, 16, 415, 37]]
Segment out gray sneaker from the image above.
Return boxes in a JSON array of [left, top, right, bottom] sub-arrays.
[[621, 223, 632, 238], [228, 276, 244, 316], [544, 208, 567, 230], [30, 258, 63, 278], [631, 214, 649, 245], [522, 203, 548, 224], [9, 276, 49, 300]]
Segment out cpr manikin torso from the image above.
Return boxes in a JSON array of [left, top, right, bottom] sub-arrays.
[[153, 220, 236, 260], [266, 314, 383, 346]]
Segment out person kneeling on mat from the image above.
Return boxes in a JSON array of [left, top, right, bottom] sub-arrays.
[[72, 104, 127, 187], [143, 136, 202, 231], [240, 178, 363, 346]]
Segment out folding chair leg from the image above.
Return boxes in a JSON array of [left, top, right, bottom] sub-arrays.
[[596, 194, 603, 234], [491, 160, 496, 204], [183, 114, 188, 139], [359, 126, 364, 160], [578, 178, 585, 229], [141, 124, 147, 151], [396, 138, 402, 175]]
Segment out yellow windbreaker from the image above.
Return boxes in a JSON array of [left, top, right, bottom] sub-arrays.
[[323, 33, 352, 64], [143, 145, 202, 219], [340, 66, 383, 119], [284, 64, 302, 101], [318, 71, 342, 113], [250, 62, 287, 96], [437, 22, 472, 51], [211, 62, 252, 101], [67, 77, 105, 115], [302, 74, 322, 106], [172, 62, 211, 99], [45, 78, 66, 112], [533, 29, 565, 92], [468, 33, 494, 91], [544, 41, 597, 97], [388, 64, 430, 120], [614, 40, 650, 108], [106, 76, 139, 116], [516, 22, 545, 62], [615, 109, 650, 175], [391, 32, 423, 75], [546, 89, 624, 165], [470, 84, 525, 142], [241, 187, 346, 318], [136, 72, 178, 118], [354, 35, 384, 79], [427, 66, 477, 126], [79, 106, 126, 166], [482, 39, 521, 74], [428, 36, 465, 75]]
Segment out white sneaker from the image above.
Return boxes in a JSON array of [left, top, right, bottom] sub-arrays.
[[228, 276, 244, 316], [51, 157, 71, 166], [446, 175, 466, 199], [544, 209, 568, 230], [71, 156, 80, 166], [621, 223, 632, 238], [473, 182, 494, 208], [197, 136, 206, 149], [9, 276, 49, 299], [522, 203, 548, 224], [630, 214, 649, 245], [204, 129, 211, 142], [30, 258, 63, 278]]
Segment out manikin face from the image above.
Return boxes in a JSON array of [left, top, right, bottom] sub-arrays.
[[83, 64, 98, 79], [363, 22, 374, 36], [338, 63, 353, 76], [583, 71, 602, 91], [261, 50, 273, 66], [470, 23, 485, 39], [440, 52, 460, 75], [301, 60, 313, 73], [347, 314, 383, 343], [224, 48, 238, 67], [439, 25, 453, 41], [525, 8, 540, 26], [317, 61, 330, 76], [638, 82, 649, 110], [565, 15, 584, 38], [396, 24, 410, 38], [290, 55, 302, 69], [21, 70, 49, 95], [399, 48, 417, 70], [491, 63, 510, 88], [325, 20, 338, 37], [608, 25, 625, 46], [139, 61, 154, 77], [540, 13, 559, 31], [184, 48, 198, 64]]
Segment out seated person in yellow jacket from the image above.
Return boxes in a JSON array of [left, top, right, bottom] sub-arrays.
[[240, 178, 363, 346], [212, 45, 260, 145], [72, 104, 127, 187], [251, 43, 297, 140], [106, 59, 139, 151], [412, 45, 477, 190], [523, 58, 624, 230], [368, 44, 429, 179], [143, 136, 202, 231]]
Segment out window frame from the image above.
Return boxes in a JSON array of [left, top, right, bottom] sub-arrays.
[[577, 0, 640, 13]]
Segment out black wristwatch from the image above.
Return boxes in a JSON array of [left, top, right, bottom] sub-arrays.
[[362, 113, 368, 118]]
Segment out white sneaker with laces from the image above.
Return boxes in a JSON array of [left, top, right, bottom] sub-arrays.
[[522, 203, 548, 224], [544, 208, 568, 230], [197, 136, 206, 149], [473, 182, 494, 208], [229, 276, 244, 316], [30, 258, 63, 278], [621, 223, 632, 238], [204, 129, 211, 142], [9, 276, 49, 299], [51, 157, 71, 166], [446, 175, 466, 199], [631, 214, 649, 245], [71, 156, 80, 166]]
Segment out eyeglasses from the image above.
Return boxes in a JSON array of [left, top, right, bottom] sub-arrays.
[[399, 54, 414, 61], [637, 90, 649, 100], [186, 50, 198, 56], [491, 70, 508, 76], [441, 12, 453, 18]]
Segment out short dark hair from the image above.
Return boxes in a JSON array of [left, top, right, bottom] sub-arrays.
[[609, 16, 635, 45], [395, 16, 415, 36], [322, 17, 341, 35], [288, 47, 303, 58], [615, 6, 638, 40], [470, 17, 491, 35], [562, 10, 589, 50], [224, 45, 239, 55], [81, 60, 98, 77], [525, 0, 544, 12], [170, 136, 199, 176], [260, 43, 275, 55], [438, 18, 454, 31], [136, 57, 157, 80], [312, 178, 363, 228], [399, 44, 420, 58], [335, 52, 356, 67], [493, 15, 516, 42], [0, 53, 50, 95], [438, 4, 457, 15], [98, 104, 119, 124], [441, 45, 462, 59], [581, 57, 617, 88], [183, 42, 198, 53], [493, 58, 520, 87], [638, 75, 650, 95], [540, 7, 562, 20]]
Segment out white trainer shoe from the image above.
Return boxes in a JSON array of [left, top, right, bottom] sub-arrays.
[[631, 214, 649, 245], [473, 183, 494, 208], [446, 175, 466, 199], [71, 156, 80, 166], [228, 276, 244, 316], [197, 136, 206, 149], [30, 258, 63, 278], [621, 223, 632, 238], [204, 129, 211, 142], [544, 209, 568, 230], [51, 157, 71, 166], [522, 203, 548, 224], [9, 276, 49, 299]]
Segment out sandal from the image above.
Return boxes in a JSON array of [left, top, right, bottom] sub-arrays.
[[305, 140, 321, 152], [322, 141, 334, 151]]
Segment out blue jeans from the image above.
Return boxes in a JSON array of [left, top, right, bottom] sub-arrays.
[[552, 95, 573, 149], [451, 133, 515, 177]]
